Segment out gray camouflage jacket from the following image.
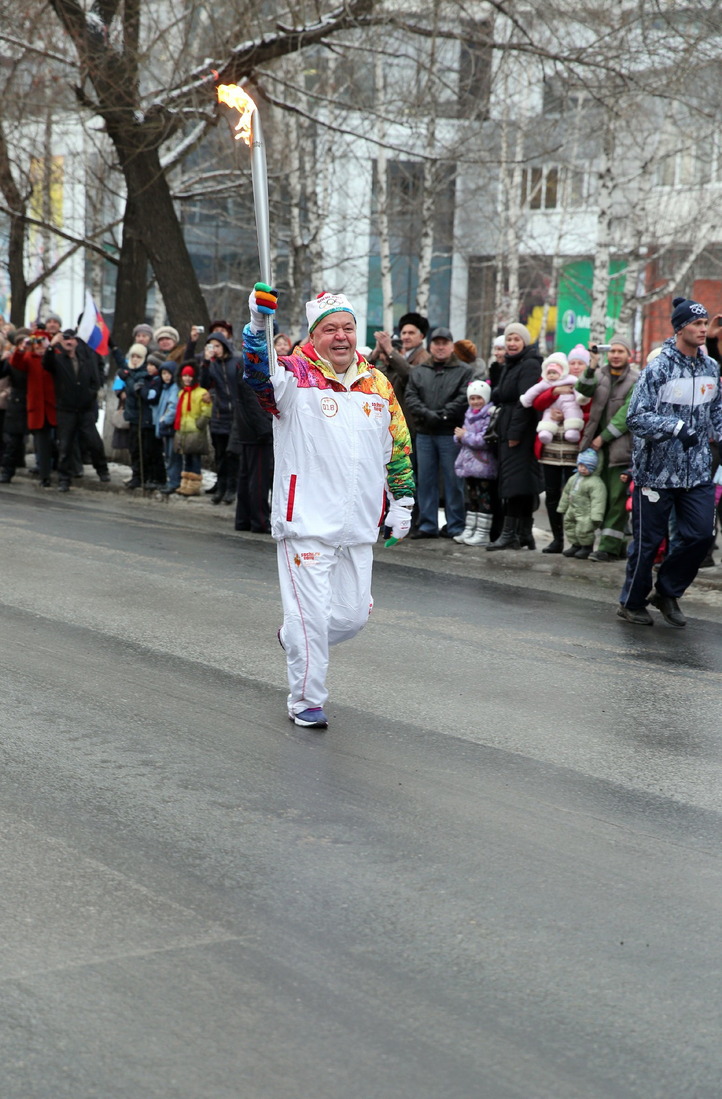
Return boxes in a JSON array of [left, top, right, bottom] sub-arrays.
[[627, 337, 722, 489]]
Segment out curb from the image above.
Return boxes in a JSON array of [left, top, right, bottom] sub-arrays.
[[6, 464, 722, 599]]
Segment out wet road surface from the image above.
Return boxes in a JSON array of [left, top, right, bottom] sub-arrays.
[[1, 489, 721, 1098]]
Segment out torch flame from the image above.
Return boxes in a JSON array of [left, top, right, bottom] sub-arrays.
[[217, 83, 256, 146]]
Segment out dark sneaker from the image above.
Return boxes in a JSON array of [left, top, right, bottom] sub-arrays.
[[589, 550, 615, 562], [562, 544, 581, 557], [98, 471, 111, 483], [574, 545, 592, 559], [617, 603, 654, 626], [649, 592, 686, 628], [290, 707, 328, 728]]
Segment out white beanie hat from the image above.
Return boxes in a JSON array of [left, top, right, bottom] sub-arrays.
[[467, 380, 491, 403], [306, 292, 356, 333]]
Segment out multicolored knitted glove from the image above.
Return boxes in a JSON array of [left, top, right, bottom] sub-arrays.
[[249, 283, 278, 333]]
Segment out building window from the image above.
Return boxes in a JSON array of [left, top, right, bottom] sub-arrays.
[[521, 165, 588, 210], [655, 129, 710, 188], [542, 78, 590, 117]]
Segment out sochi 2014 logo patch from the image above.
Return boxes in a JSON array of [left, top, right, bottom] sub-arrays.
[[320, 397, 338, 417], [295, 552, 321, 567]]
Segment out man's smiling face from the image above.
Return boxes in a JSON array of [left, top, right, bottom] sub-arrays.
[[311, 313, 357, 372]]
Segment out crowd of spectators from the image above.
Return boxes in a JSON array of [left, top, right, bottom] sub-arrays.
[[369, 311, 722, 568], [0, 314, 273, 534], [1, 304, 720, 572]]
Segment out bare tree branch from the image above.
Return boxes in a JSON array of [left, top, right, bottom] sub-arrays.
[[0, 203, 122, 264]]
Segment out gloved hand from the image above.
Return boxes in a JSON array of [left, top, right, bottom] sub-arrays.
[[676, 423, 699, 450], [384, 496, 414, 546], [424, 410, 442, 428], [248, 283, 278, 333]]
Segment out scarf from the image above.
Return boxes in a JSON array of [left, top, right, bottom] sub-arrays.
[[174, 383, 197, 431]]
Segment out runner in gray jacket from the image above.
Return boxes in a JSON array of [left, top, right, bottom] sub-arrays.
[[618, 297, 722, 627]]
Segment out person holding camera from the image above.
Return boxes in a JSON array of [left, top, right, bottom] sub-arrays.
[[618, 297, 722, 627], [370, 312, 431, 412], [575, 335, 639, 561], [371, 313, 431, 532], [9, 330, 56, 487], [43, 329, 110, 491]]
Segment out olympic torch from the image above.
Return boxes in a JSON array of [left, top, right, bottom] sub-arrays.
[[216, 83, 277, 373]]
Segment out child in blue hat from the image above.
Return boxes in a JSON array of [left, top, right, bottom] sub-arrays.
[[558, 448, 608, 559]]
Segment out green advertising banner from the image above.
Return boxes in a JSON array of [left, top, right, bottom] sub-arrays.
[[556, 260, 627, 353]]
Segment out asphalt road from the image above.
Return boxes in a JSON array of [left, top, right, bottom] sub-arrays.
[[1, 488, 721, 1099]]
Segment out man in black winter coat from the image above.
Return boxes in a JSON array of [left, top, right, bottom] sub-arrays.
[[43, 330, 110, 491], [404, 327, 473, 538], [228, 377, 274, 532]]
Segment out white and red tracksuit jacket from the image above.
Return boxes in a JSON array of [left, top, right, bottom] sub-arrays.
[[243, 326, 415, 546]]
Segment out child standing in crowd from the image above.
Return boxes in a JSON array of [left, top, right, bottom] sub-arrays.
[[116, 342, 162, 489], [156, 364, 182, 495], [173, 363, 211, 497], [453, 380, 498, 545], [558, 447, 608, 559]]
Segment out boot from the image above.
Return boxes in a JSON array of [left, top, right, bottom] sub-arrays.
[[454, 512, 476, 544], [542, 515, 564, 554], [211, 476, 225, 505], [518, 516, 536, 550], [466, 512, 492, 546], [176, 473, 192, 496], [486, 516, 521, 551], [184, 472, 202, 496]]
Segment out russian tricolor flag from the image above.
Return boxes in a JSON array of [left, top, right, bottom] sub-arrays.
[[77, 290, 111, 356]]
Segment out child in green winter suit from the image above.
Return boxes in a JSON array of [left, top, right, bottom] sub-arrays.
[[558, 447, 608, 559]]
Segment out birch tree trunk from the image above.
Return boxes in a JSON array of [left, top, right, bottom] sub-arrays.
[[415, 0, 440, 316], [506, 118, 524, 324], [589, 121, 614, 344], [493, 91, 510, 333], [416, 129, 436, 315], [286, 110, 304, 331], [36, 108, 54, 321], [374, 54, 394, 331]]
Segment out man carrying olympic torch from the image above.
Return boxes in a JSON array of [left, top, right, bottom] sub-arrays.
[[243, 286, 415, 729]]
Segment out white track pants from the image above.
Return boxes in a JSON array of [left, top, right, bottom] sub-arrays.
[[277, 538, 374, 714]]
